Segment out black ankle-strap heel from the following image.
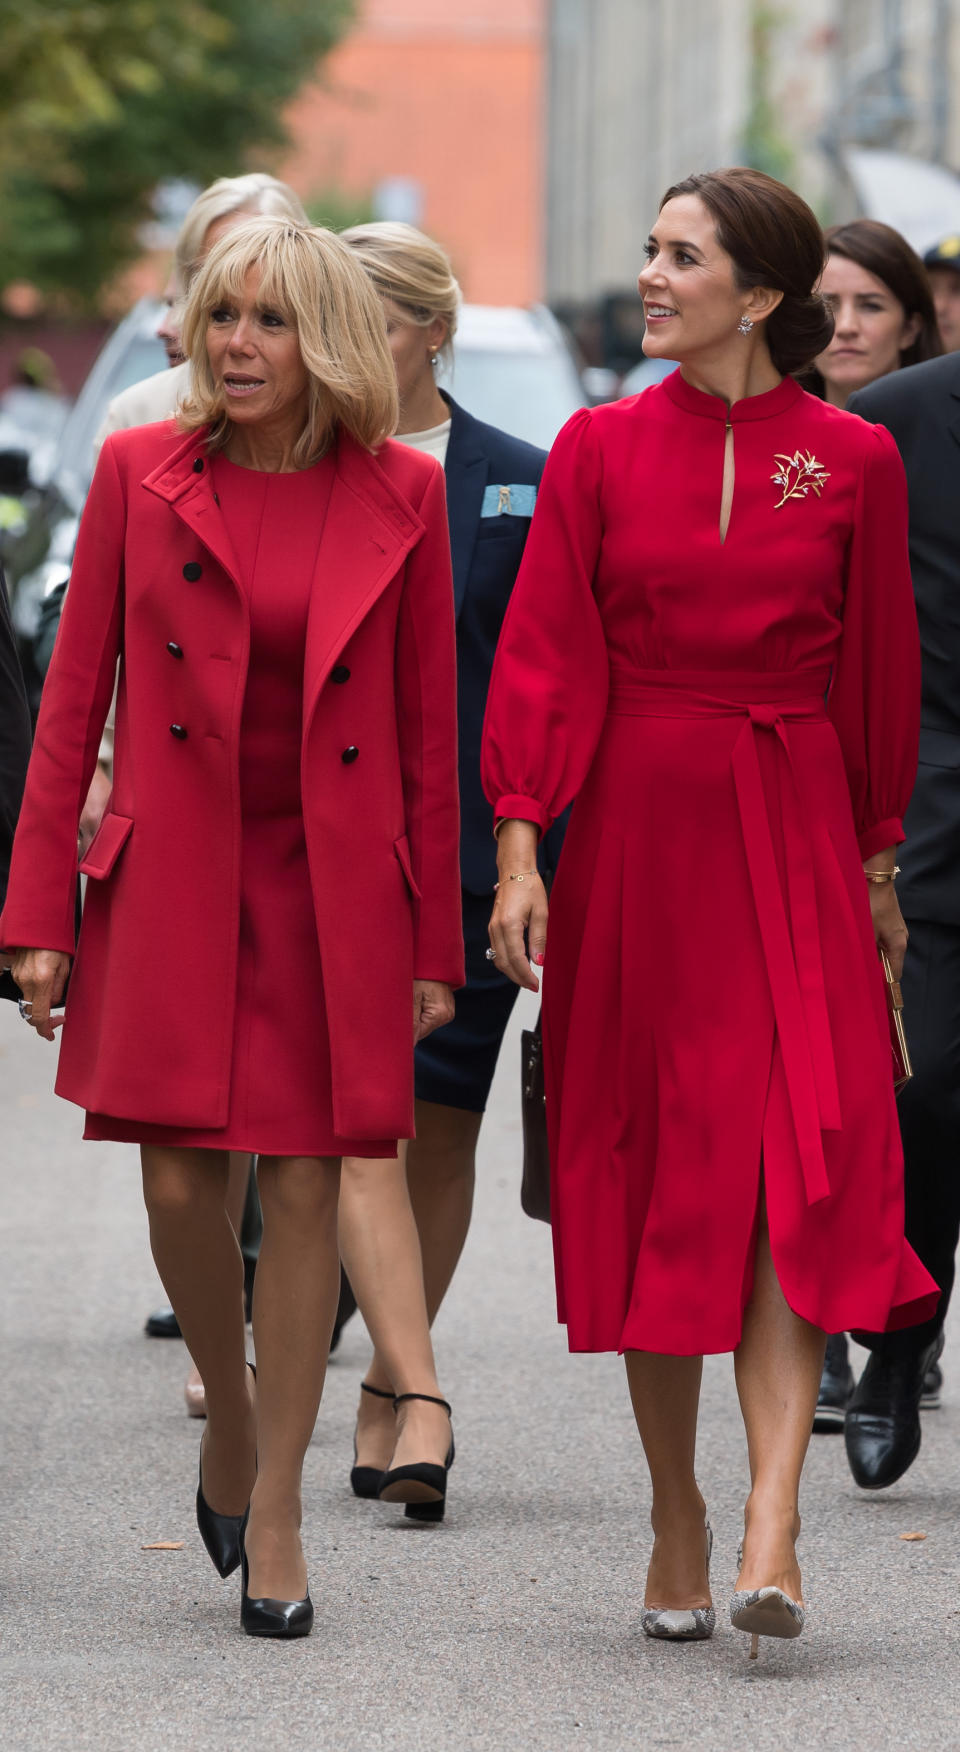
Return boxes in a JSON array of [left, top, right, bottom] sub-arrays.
[[350, 1381, 396, 1499], [378, 1392, 454, 1524]]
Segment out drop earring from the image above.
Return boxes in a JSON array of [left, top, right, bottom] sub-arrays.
[[738, 314, 754, 336]]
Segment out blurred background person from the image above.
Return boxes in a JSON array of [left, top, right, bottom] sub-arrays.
[[922, 237, 960, 355], [806, 220, 941, 1435], [807, 221, 941, 412], [1, 218, 464, 1636], [0, 564, 31, 975], [839, 339, 960, 1490], [336, 221, 562, 1503]]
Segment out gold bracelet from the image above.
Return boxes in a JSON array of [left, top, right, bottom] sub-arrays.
[[493, 870, 541, 890], [864, 866, 900, 884]]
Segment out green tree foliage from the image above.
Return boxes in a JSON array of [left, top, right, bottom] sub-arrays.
[[0, 0, 354, 304]]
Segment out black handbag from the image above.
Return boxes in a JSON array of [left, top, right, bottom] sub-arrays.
[[520, 1011, 551, 1222]]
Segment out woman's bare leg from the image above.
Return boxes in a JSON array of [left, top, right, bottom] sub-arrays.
[[184, 1150, 252, 1406], [406, 1100, 482, 1319], [733, 1214, 826, 1600], [243, 1154, 341, 1601], [338, 1152, 451, 1472], [624, 1352, 711, 1609], [141, 1147, 255, 1512]]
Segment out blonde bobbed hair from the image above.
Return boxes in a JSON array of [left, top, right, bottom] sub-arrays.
[[341, 221, 461, 361], [174, 173, 309, 293], [178, 217, 399, 464]]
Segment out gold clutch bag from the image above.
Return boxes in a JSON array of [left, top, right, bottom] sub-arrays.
[[880, 950, 913, 1096]]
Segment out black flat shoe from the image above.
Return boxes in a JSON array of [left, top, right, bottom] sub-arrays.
[[239, 1514, 313, 1639], [844, 1335, 941, 1490], [144, 1304, 181, 1339], [813, 1332, 854, 1433], [378, 1392, 454, 1524], [350, 1381, 394, 1499], [195, 1362, 256, 1577]]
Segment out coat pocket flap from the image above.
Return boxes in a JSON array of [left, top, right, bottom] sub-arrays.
[[79, 812, 134, 879], [393, 834, 422, 900]]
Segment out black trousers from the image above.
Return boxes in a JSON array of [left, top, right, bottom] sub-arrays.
[[855, 916, 960, 1354]]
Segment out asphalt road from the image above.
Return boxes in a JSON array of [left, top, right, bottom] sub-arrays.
[[2, 992, 959, 1752]]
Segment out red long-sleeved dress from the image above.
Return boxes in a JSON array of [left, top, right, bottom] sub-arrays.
[[482, 371, 939, 1355]]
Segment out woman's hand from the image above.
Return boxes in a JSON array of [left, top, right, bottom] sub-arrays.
[[414, 980, 455, 1044], [78, 762, 112, 858], [488, 819, 549, 992], [10, 948, 72, 1040], [864, 851, 908, 981]]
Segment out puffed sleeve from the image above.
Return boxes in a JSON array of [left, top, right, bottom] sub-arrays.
[[826, 424, 920, 860], [481, 408, 609, 833]]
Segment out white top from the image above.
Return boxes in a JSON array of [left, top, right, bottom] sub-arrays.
[[94, 359, 191, 456], [393, 418, 452, 468]]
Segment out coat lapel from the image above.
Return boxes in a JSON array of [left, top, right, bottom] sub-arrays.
[[302, 431, 425, 727], [140, 428, 245, 592], [443, 396, 489, 620]]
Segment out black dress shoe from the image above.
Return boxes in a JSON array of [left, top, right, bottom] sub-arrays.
[[378, 1392, 454, 1524], [844, 1335, 942, 1490], [813, 1332, 854, 1433], [144, 1304, 181, 1339], [921, 1359, 943, 1410], [239, 1515, 313, 1639]]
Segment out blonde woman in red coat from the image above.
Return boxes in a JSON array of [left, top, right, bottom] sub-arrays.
[[1, 219, 464, 1639], [482, 170, 938, 1658]]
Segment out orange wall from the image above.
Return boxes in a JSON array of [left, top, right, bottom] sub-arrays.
[[279, 0, 545, 305]]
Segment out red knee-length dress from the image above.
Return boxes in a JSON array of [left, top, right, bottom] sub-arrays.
[[86, 453, 394, 1158], [481, 372, 940, 1354]]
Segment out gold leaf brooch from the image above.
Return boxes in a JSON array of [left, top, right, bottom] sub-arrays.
[[771, 450, 830, 509]]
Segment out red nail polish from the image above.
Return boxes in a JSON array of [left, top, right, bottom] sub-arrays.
[[533, 952, 545, 966]]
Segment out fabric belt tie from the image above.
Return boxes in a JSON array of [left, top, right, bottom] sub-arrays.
[[607, 668, 838, 1206]]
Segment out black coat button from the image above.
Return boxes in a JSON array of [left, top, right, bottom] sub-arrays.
[[170, 724, 188, 740], [331, 664, 351, 684], [183, 562, 202, 581], [341, 745, 359, 764], [192, 458, 204, 473], [166, 641, 184, 659]]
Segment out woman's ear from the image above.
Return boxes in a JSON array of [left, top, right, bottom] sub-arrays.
[[745, 284, 785, 323], [899, 311, 923, 354]]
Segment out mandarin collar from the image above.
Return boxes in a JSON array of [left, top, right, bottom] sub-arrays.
[[662, 369, 803, 424]]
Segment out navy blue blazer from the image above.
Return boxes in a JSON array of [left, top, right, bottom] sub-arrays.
[[442, 394, 562, 894]]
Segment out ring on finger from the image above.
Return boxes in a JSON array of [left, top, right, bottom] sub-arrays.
[[18, 997, 34, 1022], [485, 947, 497, 962]]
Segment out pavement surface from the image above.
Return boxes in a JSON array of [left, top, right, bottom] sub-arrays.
[[2, 991, 959, 1752]]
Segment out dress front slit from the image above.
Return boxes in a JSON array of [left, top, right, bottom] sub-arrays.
[[482, 371, 940, 1354]]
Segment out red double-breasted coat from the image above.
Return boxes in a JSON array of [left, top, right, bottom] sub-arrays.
[[1, 422, 465, 1139]]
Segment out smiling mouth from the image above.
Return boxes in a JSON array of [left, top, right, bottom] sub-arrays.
[[224, 376, 266, 394], [645, 305, 678, 320]]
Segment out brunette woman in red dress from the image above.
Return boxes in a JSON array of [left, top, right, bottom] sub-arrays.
[[482, 169, 939, 1658], [1, 219, 464, 1639]]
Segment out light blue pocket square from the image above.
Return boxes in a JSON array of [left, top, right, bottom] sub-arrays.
[[481, 483, 537, 518]]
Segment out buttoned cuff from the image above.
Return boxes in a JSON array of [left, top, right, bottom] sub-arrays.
[[858, 817, 905, 861], [493, 794, 549, 837]]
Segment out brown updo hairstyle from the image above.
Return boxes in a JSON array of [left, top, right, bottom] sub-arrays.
[[660, 167, 834, 374], [804, 219, 942, 397]]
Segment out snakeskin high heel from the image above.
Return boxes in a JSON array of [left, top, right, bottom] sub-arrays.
[[729, 1540, 805, 1658], [640, 1521, 715, 1642]]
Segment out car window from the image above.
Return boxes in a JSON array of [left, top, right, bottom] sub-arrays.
[[438, 347, 584, 449]]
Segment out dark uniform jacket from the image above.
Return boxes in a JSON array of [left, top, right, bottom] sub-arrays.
[[442, 394, 565, 892], [850, 354, 960, 924]]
